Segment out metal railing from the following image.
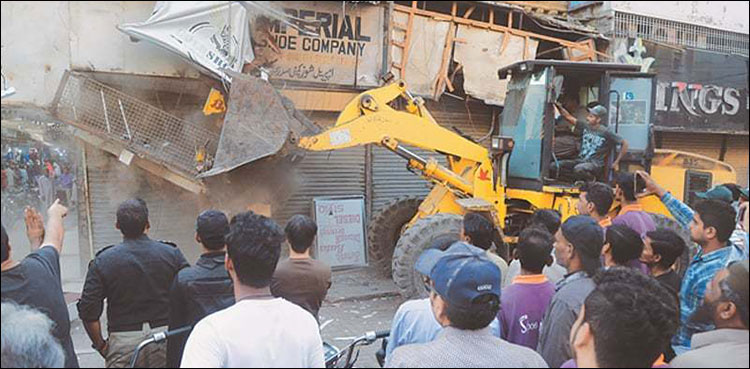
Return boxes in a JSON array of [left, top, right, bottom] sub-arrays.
[[52, 71, 219, 176], [614, 11, 749, 56]]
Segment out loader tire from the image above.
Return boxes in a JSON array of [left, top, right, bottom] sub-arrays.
[[367, 196, 422, 275], [392, 213, 463, 298], [650, 213, 696, 279]]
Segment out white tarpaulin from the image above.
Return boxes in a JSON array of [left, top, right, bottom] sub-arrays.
[[454, 26, 539, 106], [118, 1, 254, 82], [390, 12, 450, 98]]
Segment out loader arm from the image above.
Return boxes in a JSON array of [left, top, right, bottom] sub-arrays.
[[297, 81, 497, 199], [298, 81, 489, 165]]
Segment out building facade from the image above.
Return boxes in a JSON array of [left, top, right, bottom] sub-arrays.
[[570, 1, 750, 186]]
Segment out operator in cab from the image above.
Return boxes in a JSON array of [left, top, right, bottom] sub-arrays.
[[551, 103, 629, 183]]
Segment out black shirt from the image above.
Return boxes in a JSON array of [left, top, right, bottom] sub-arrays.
[[77, 235, 188, 332], [574, 119, 624, 164], [167, 251, 234, 368], [1, 246, 80, 368], [655, 269, 681, 299]]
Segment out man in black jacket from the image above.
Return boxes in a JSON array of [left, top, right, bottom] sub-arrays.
[[167, 210, 234, 367], [78, 199, 189, 368]]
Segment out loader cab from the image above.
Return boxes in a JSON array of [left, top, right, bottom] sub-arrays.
[[497, 60, 656, 191]]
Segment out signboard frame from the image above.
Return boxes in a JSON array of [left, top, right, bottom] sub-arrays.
[[312, 195, 369, 270]]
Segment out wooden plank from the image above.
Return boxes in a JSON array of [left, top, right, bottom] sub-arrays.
[[70, 128, 206, 194], [434, 2, 458, 99], [523, 35, 529, 59], [499, 31, 510, 57], [463, 6, 476, 19], [399, 1, 419, 80], [505, 1, 568, 13], [393, 4, 609, 59], [508, 10, 513, 28]]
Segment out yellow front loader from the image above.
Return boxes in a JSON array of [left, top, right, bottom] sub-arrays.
[[217, 61, 735, 298]]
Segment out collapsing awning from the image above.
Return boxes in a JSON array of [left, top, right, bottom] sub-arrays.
[[117, 2, 320, 178], [118, 1, 255, 83]]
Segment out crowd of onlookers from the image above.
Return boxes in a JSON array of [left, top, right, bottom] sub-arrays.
[[1, 147, 75, 208], [1, 170, 748, 368]]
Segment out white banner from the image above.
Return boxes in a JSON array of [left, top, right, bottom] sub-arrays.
[[118, 1, 254, 82]]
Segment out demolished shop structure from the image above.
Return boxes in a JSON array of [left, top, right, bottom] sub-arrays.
[[2, 1, 608, 268]]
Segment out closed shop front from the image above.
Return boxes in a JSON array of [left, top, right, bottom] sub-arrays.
[[274, 112, 366, 225], [85, 146, 205, 262]]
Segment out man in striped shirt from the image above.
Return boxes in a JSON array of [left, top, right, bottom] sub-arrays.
[[637, 171, 744, 354]]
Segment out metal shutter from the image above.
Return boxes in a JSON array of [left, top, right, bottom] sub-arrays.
[[274, 112, 366, 226], [85, 147, 203, 262], [725, 135, 749, 187], [372, 99, 495, 213]]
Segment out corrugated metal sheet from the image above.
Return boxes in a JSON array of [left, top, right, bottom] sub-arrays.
[[86, 147, 203, 262], [660, 131, 748, 186], [274, 112, 366, 226], [726, 135, 749, 187], [372, 145, 440, 212], [661, 132, 723, 160], [372, 99, 495, 212]]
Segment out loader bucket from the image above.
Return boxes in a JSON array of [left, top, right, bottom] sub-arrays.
[[198, 72, 320, 178]]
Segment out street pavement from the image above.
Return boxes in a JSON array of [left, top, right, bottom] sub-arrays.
[[73, 266, 405, 368]]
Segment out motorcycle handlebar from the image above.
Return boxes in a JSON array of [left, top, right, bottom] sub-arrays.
[[165, 326, 192, 339], [374, 331, 390, 340]]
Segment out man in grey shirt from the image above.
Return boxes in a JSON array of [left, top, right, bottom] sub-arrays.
[[537, 216, 604, 368], [671, 259, 749, 368], [386, 242, 548, 368]]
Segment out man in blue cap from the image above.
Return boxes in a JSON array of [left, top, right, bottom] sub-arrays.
[[385, 242, 503, 365], [693, 185, 734, 205], [386, 242, 548, 368], [537, 215, 604, 368]]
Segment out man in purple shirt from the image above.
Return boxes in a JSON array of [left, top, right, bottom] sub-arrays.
[[612, 171, 656, 237], [499, 227, 556, 350]]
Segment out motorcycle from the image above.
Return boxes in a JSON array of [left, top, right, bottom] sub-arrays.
[[129, 327, 389, 368], [324, 330, 390, 368], [128, 326, 192, 368]]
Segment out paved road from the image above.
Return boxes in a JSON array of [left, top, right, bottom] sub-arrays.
[[73, 266, 405, 368]]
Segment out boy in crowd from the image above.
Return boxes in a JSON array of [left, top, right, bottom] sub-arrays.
[[641, 228, 686, 298], [499, 227, 556, 350], [601, 224, 646, 273], [504, 210, 567, 287], [460, 212, 508, 286], [569, 267, 679, 368]]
